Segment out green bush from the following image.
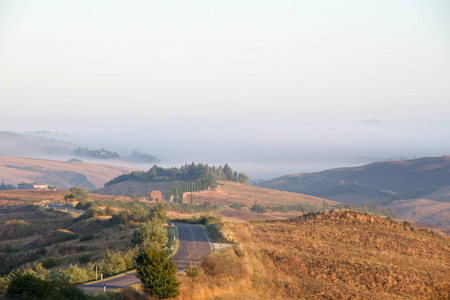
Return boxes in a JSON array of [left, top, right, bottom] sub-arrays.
[[42, 257, 59, 269], [79, 232, 94, 242], [250, 201, 267, 213], [78, 253, 91, 264], [98, 250, 127, 276], [7, 270, 56, 299], [132, 219, 168, 248]]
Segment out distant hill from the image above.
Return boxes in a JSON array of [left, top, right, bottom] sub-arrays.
[[0, 131, 159, 164], [0, 131, 75, 157], [0, 156, 139, 190], [257, 156, 450, 226]]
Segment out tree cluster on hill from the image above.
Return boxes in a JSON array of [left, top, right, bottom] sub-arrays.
[[0, 182, 17, 190], [104, 163, 250, 187], [130, 150, 159, 163], [73, 147, 121, 159]]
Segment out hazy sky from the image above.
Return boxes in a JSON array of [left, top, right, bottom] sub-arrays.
[[1, 0, 449, 179]]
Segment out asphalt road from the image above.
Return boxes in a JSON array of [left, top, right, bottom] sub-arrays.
[[79, 223, 213, 293], [172, 223, 213, 271]]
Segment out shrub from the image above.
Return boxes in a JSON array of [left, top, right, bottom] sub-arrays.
[[79, 232, 95, 242], [201, 248, 238, 278], [79, 253, 92, 264], [98, 250, 127, 276], [250, 201, 267, 213], [42, 257, 59, 269], [51, 285, 87, 300], [64, 264, 89, 284], [132, 219, 168, 248], [7, 270, 56, 299], [135, 247, 180, 299]]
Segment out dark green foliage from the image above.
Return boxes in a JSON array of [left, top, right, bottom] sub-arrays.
[[7, 270, 56, 299], [135, 247, 180, 299], [150, 202, 167, 224], [78, 254, 91, 264], [52, 285, 87, 300], [110, 203, 149, 225], [132, 220, 168, 248], [0, 181, 17, 190], [42, 257, 59, 269], [250, 201, 267, 213], [172, 213, 222, 225], [67, 187, 90, 202], [79, 232, 94, 242], [73, 147, 120, 159], [104, 162, 249, 187]]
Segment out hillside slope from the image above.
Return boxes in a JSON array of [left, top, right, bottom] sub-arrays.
[[180, 210, 450, 299], [0, 156, 138, 190], [190, 180, 336, 207], [93, 180, 173, 197], [258, 156, 450, 225]]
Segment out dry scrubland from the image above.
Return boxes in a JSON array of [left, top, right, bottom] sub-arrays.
[[179, 211, 450, 300], [0, 203, 134, 275], [0, 190, 131, 206]]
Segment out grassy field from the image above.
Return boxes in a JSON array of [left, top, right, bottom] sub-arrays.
[[178, 210, 450, 299], [187, 180, 336, 207], [0, 156, 138, 189]]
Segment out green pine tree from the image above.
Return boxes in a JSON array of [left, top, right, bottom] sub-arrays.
[[135, 247, 180, 298]]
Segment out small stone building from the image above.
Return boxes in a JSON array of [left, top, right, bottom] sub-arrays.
[[150, 190, 162, 202]]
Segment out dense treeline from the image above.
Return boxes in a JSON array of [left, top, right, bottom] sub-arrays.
[[73, 147, 121, 159], [104, 163, 250, 187]]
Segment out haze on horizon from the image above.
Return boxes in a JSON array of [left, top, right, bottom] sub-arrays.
[[1, 0, 449, 180]]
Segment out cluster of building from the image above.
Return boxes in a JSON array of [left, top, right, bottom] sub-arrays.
[[18, 182, 49, 190]]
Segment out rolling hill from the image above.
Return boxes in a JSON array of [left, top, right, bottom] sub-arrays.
[[180, 210, 450, 299], [257, 156, 450, 226], [0, 156, 139, 190]]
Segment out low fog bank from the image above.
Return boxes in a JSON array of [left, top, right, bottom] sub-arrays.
[[1, 130, 448, 181]]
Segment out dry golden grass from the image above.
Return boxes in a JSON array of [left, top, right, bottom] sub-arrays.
[[188, 181, 336, 207], [179, 210, 450, 299]]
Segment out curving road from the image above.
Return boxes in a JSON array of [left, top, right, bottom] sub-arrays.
[[79, 223, 213, 293], [172, 223, 213, 271]]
